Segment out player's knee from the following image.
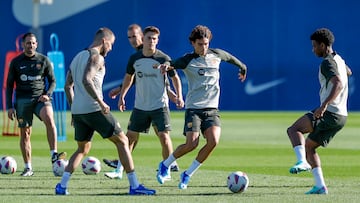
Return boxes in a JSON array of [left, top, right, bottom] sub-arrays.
[[287, 126, 295, 136], [185, 141, 198, 151]]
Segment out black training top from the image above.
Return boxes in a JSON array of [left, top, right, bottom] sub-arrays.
[[6, 52, 55, 109]]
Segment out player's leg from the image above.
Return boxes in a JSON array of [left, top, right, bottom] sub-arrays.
[[287, 113, 313, 174], [67, 141, 91, 173], [179, 127, 220, 190], [103, 109, 147, 180], [157, 131, 200, 185], [55, 114, 93, 195], [152, 107, 179, 172], [103, 113, 155, 195], [127, 108, 150, 151], [19, 126, 33, 176], [104, 108, 147, 179], [56, 140, 91, 195], [305, 138, 328, 194], [15, 98, 34, 176], [157, 109, 200, 184], [37, 102, 66, 163], [305, 111, 346, 194], [156, 131, 174, 161], [304, 138, 327, 194], [126, 130, 140, 152], [179, 110, 221, 189], [103, 130, 139, 179]]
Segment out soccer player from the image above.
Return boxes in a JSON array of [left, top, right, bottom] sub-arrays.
[[6, 32, 66, 177], [156, 25, 247, 189], [55, 27, 155, 195], [103, 24, 180, 179], [287, 28, 350, 195], [117, 26, 183, 181]]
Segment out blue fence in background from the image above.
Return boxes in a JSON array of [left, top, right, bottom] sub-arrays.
[[47, 33, 66, 141]]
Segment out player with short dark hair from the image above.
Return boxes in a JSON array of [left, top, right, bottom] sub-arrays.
[[6, 32, 66, 176], [55, 27, 155, 195], [287, 28, 351, 195], [103, 24, 180, 179], [117, 25, 184, 182]]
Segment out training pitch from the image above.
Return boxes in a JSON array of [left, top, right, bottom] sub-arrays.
[[0, 111, 359, 203]]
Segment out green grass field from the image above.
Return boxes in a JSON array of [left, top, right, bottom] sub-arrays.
[[0, 111, 359, 203]]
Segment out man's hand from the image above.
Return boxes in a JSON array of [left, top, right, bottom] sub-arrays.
[[38, 95, 51, 102], [109, 86, 121, 99], [99, 100, 110, 114], [176, 97, 184, 109], [153, 63, 171, 75], [118, 98, 126, 112], [7, 108, 15, 120]]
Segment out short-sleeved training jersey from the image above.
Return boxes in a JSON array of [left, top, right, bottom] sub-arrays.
[[171, 48, 246, 109], [126, 49, 176, 111], [6, 52, 55, 109], [319, 52, 348, 116], [69, 49, 104, 114]]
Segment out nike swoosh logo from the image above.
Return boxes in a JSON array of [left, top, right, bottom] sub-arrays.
[[244, 78, 286, 95], [103, 79, 123, 91], [13, 0, 109, 26]]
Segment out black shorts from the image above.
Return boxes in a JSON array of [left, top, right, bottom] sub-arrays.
[[15, 98, 52, 127], [306, 110, 347, 147], [183, 108, 221, 135], [128, 107, 171, 133], [72, 111, 123, 142]]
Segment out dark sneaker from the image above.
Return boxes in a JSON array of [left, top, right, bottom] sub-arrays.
[[52, 152, 67, 164], [129, 184, 156, 195], [20, 168, 34, 176], [55, 183, 69, 195], [103, 158, 118, 169], [171, 164, 180, 172]]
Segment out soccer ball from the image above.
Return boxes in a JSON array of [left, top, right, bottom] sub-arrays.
[[0, 156, 17, 174], [52, 159, 68, 176], [82, 156, 101, 175], [227, 171, 249, 193]]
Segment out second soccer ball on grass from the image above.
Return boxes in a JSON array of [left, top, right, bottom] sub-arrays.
[[82, 156, 101, 175]]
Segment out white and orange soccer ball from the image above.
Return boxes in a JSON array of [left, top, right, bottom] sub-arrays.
[[227, 171, 249, 193], [0, 156, 17, 174], [81, 156, 101, 175]]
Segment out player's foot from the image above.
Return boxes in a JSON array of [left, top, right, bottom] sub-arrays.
[[104, 167, 123, 179], [178, 171, 190, 189], [20, 168, 34, 176], [170, 164, 180, 172], [52, 152, 67, 164], [55, 183, 69, 195], [103, 158, 118, 169], [305, 186, 328, 195], [156, 161, 170, 184], [129, 184, 156, 195], [156, 163, 179, 172], [289, 161, 311, 174]]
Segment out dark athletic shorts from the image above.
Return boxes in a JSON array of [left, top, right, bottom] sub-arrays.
[[183, 108, 221, 135], [15, 97, 52, 127], [306, 110, 347, 147], [128, 107, 171, 133], [72, 111, 123, 142]]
